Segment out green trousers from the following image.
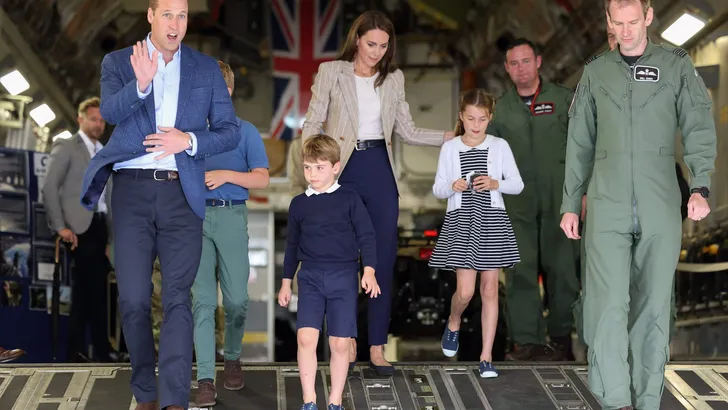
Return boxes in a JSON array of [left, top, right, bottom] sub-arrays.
[[506, 216, 580, 345], [582, 208, 681, 410], [574, 218, 587, 347], [192, 204, 250, 382], [574, 218, 679, 352]]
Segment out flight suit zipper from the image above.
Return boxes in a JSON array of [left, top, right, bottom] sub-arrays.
[[530, 114, 538, 214], [528, 87, 541, 216], [629, 72, 638, 234]]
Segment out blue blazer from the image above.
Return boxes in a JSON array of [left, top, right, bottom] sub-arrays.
[[80, 43, 240, 219]]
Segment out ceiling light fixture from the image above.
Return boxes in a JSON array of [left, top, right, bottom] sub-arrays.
[[0, 70, 30, 95], [661, 12, 706, 46], [29, 103, 56, 127]]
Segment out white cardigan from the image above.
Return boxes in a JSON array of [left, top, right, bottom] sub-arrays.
[[433, 134, 524, 213]]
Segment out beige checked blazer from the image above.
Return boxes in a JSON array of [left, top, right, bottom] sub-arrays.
[[301, 60, 446, 190]]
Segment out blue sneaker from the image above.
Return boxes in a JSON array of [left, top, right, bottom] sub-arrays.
[[441, 325, 459, 357], [479, 361, 498, 378], [301, 402, 318, 410], [327, 404, 344, 410]]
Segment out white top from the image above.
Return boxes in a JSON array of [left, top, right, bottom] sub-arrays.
[[355, 73, 384, 141], [433, 134, 524, 212], [78, 130, 108, 214]]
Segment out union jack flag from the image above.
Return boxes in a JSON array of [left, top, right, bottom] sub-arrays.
[[269, 0, 343, 140]]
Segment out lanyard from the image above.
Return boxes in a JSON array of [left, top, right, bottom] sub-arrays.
[[529, 84, 542, 115]]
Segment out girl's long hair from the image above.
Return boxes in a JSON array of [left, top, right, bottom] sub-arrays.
[[454, 89, 497, 136]]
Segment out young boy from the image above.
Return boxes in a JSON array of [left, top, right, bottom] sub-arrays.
[[278, 134, 381, 410], [192, 61, 270, 407]]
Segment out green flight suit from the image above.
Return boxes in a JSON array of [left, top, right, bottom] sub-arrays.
[[488, 79, 581, 346], [562, 41, 716, 410]]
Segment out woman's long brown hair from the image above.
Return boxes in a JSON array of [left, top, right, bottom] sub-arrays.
[[337, 11, 396, 88], [454, 89, 496, 136]]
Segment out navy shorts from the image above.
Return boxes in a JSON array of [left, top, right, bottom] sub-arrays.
[[296, 267, 358, 338]]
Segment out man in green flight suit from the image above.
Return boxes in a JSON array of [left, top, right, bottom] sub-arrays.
[[487, 38, 580, 361], [574, 21, 689, 359], [559, 0, 716, 408]]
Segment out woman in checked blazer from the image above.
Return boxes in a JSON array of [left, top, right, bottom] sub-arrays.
[[301, 10, 453, 376]]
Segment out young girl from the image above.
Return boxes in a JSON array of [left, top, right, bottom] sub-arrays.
[[428, 88, 524, 378]]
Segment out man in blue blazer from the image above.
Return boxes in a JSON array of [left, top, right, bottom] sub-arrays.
[[79, 1, 239, 409]]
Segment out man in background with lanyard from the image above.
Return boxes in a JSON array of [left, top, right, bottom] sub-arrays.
[[487, 38, 580, 361]]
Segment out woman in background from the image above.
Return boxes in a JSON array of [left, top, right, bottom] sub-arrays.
[[301, 10, 453, 375]]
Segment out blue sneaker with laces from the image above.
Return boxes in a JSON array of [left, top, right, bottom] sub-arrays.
[[327, 404, 344, 410], [479, 361, 498, 378], [300, 402, 318, 410], [441, 324, 459, 357]]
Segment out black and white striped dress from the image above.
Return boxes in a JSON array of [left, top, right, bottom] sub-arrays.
[[428, 148, 520, 271]]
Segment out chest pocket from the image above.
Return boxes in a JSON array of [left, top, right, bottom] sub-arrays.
[[497, 106, 530, 137], [638, 84, 669, 111], [181, 88, 209, 123], [596, 85, 623, 112]]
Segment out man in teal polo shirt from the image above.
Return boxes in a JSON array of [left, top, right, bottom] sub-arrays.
[[193, 61, 270, 407]]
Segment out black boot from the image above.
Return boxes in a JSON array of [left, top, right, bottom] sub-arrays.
[[505, 344, 559, 361], [549, 335, 575, 361]]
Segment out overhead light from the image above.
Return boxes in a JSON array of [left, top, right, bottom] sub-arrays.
[[661, 12, 706, 46], [52, 130, 72, 140], [0, 70, 30, 95], [29, 103, 56, 127]]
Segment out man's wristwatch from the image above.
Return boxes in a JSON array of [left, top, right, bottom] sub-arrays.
[[691, 187, 709, 198], [186, 134, 193, 149]]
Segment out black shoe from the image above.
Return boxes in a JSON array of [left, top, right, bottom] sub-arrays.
[[368, 361, 395, 376], [67, 352, 91, 363], [549, 336, 575, 361], [349, 353, 357, 371], [504, 344, 558, 361]]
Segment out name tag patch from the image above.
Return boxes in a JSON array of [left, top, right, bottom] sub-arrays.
[[634, 65, 659, 82], [533, 102, 555, 115]]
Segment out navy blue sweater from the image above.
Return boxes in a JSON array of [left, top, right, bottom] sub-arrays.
[[283, 186, 377, 279]]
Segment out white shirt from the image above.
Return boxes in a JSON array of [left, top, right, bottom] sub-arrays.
[[355, 73, 384, 141], [113, 33, 197, 171], [432, 135, 524, 212], [78, 130, 108, 214], [305, 182, 341, 197]]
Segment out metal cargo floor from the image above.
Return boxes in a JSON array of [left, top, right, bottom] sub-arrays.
[[2, 362, 726, 409]]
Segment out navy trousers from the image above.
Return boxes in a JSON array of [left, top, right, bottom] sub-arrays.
[[112, 170, 203, 409], [339, 145, 399, 346]]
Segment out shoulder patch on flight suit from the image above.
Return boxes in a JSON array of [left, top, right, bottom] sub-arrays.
[[585, 50, 606, 65], [672, 47, 688, 58]]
